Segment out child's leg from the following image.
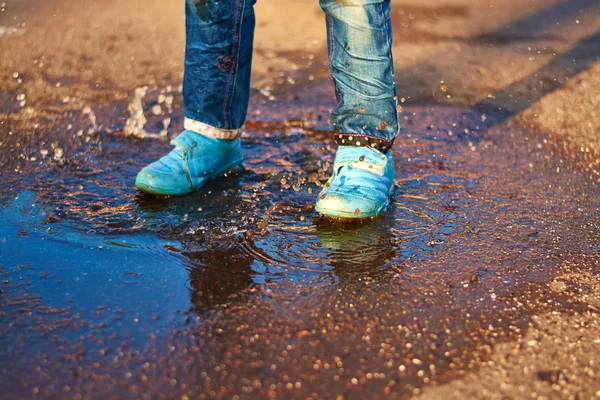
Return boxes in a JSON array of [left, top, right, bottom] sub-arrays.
[[184, 0, 256, 133], [136, 0, 256, 196], [319, 0, 399, 148], [316, 0, 398, 218]]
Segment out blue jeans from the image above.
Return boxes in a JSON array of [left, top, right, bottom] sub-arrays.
[[184, 0, 399, 146]]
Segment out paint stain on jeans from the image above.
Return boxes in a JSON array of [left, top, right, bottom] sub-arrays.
[[217, 55, 234, 72]]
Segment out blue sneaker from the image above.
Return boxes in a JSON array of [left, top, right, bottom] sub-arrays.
[[135, 130, 243, 196], [315, 145, 395, 218]]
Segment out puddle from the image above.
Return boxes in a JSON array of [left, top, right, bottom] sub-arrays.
[[2, 0, 600, 395], [1, 96, 599, 397]]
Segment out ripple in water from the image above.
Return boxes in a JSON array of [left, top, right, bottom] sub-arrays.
[[21, 106, 488, 287], [233, 191, 442, 278]]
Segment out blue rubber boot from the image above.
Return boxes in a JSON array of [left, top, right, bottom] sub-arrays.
[[135, 130, 243, 196], [315, 146, 395, 218]]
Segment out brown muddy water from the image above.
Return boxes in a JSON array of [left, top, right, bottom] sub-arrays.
[[1, 78, 599, 399]]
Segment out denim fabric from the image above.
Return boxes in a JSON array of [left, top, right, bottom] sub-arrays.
[[184, 0, 256, 130], [319, 0, 399, 141], [184, 0, 399, 141]]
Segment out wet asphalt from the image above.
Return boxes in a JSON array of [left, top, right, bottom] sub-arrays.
[[1, 0, 600, 399]]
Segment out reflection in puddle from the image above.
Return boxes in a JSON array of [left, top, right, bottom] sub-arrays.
[[2, 104, 598, 398], [3, 106, 512, 289], [186, 242, 255, 312]]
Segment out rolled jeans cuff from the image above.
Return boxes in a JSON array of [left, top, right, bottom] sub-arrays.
[[184, 117, 242, 140], [334, 133, 395, 152]]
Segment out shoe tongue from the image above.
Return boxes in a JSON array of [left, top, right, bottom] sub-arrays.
[[170, 130, 205, 152], [333, 146, 389, 176], [335, 145, 388, 165]]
